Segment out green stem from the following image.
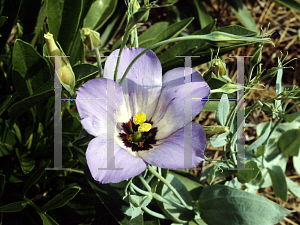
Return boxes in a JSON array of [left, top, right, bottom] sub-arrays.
[[119, 35, 270, 85], [152, 193, 187, 210], [130, 183, 150, 196], [114, 26, 132, 81], [138, 174, 151, 192], [147, 165, 193, 210], [141, 206, 167, 219], [94, 47, 103, 77]]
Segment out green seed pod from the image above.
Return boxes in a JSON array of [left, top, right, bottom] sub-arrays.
[[83, 28, 101, 50], [212, 58, 227, 76]]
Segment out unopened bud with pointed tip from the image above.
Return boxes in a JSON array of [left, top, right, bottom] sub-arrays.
[[44, 32, 75, 95]]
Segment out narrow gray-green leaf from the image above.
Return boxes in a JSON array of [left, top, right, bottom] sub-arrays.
[[286, 177, 300, 198], [267, 165, 288, 202], [225, 0, 258, 33], [245, 120, 271, 151], [216, 93, 230, 126], [293, 153, 300, 175], [192, 0, 213, 29]]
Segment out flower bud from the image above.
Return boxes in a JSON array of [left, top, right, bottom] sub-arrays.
[[82, 28, 101, 50], [44, 32, 75, 95], [204, 31, 271, 47], [212, 58, 227, 76]]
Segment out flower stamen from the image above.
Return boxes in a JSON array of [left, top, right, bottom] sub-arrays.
[[133, 113, 146, 125]]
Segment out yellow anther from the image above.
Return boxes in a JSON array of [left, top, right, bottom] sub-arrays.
[[133, 113, 146, 125], [138, 123, 151, 132]]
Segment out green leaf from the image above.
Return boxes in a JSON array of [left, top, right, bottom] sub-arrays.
[[16, 149, 35, 174], [0, 201, 27, 212], [12, 39, 51, 98], [138, 22, 169, 48], [269, 0, 300, 14], [127, 195, 152, 220], [39, 213, 59, 225], [84, 0, 117, 30], [0, 93, 18, 117], [23, 161, 50, 195], [41, 187, 81, 212], [0, 16, 8, 27], [8, 88, 53, 127], [267, 165, 288, 202], [275, 57, 283, 114], [0, 121, 17, 157], [286, 177, 300, 198], [278, 129, 300, 156], [236, 160, 260, 184], [209, 132, 229, 147], [284, 111, 300, 122], [169, 170, 204, 201], [151, 17, 194, 53], [158, 19, 216, 68], [198, 185, 292, 225], [216, 93, 230, 126], [73, 63, 99, 83], [225, 0, 258, 33], [217, 25, 257, 37], [192, 0, 213, 29], [203, 78, 236, 111], [100, 2, 127, 47], [245, 120, 271, 151], [47, 0, 82, 55], [69, 30, 85, 66]]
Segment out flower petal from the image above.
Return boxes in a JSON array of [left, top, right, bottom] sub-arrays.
[[104, 48, 162, 118], [76, 78, 129, 136], [151, 67, 210, 140], [138, 122, 206, 169], [86, 135, 147, 183]]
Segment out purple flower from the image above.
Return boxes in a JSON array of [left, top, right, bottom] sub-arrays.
[[76, 48, 210, 183]]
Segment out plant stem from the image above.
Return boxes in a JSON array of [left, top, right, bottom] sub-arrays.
[[138, 174, 152, 192], [130, 183, 150, 196], [152, 193, 187, 210], [94, 47, 103, 77], [147, 165, 193, 210], [142, 206, 167, 219]]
